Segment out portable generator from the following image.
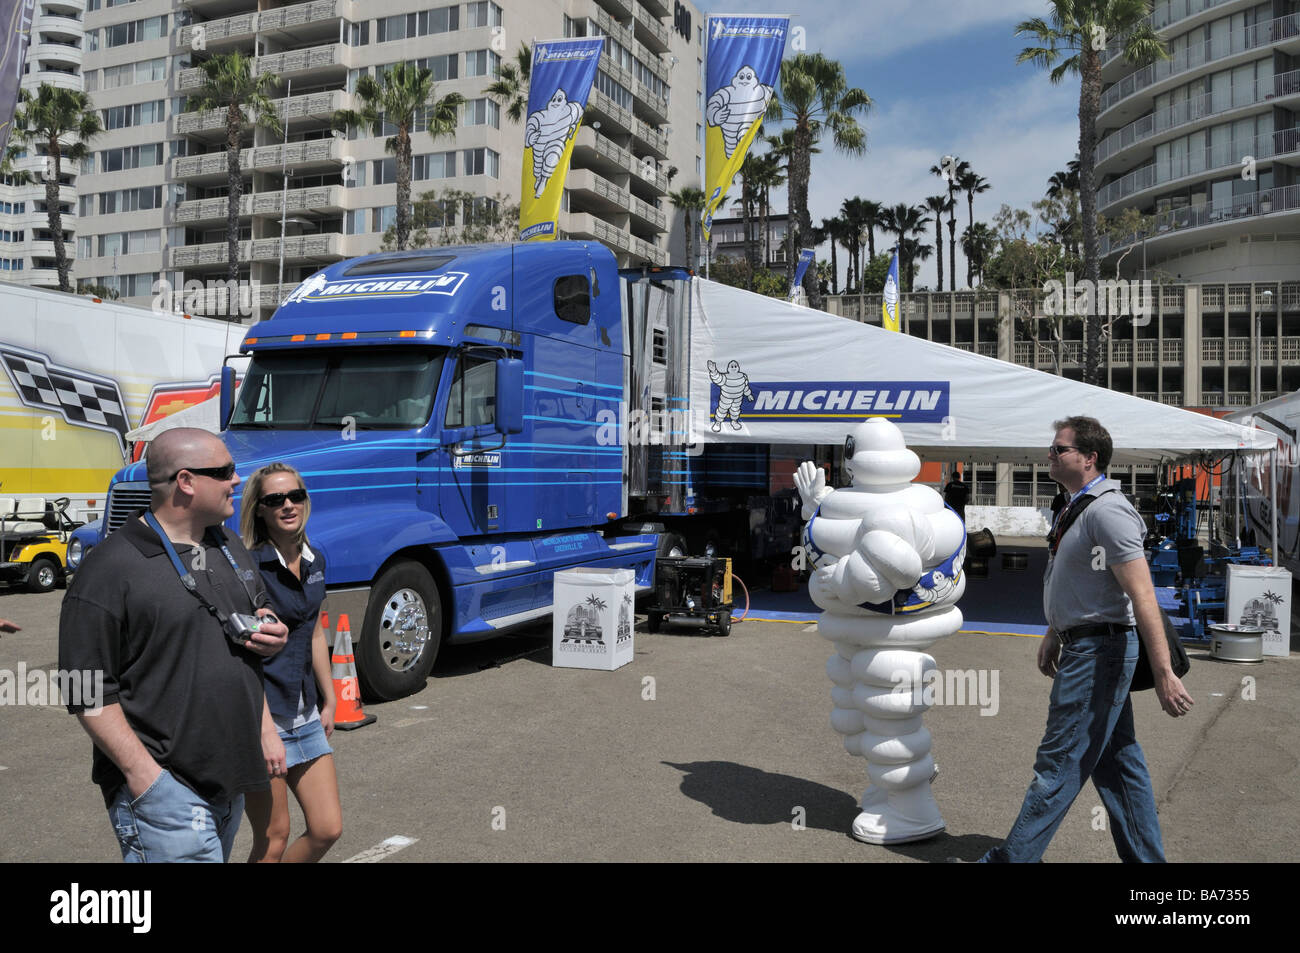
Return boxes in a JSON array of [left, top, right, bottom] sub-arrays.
[[647, 556, 734, 636]]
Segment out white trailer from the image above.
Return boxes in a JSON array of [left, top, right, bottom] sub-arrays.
[[1228, 392, 1300, 576], [0, 280, 247, 524]]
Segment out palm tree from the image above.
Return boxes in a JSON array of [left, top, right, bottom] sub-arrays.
[[958, 167, 992, 286], [750, 151, 785, 267], [899, 239, 933, 292], [930, 158, 967, 291], [820, 216, 843, 294], [922, 195, 953, 292], [334, 62, 465, 252], [669, 186, 707, 270], [735, 154, 760, 283], [766, 53, 872, 310], [6, 85, 102, 292], [184, 52, 281, 285], [483, 42, 532, 123], [961, 222, 997, 286], [881, 203, 931, 292], [839, 197, 871, 292], [1017, 1, 1167, 384]]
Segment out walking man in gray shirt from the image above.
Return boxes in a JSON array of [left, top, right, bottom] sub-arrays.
[[980, 416, 1195, 862]]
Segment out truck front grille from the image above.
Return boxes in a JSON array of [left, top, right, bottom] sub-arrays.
[[105, 485, 152, 535]]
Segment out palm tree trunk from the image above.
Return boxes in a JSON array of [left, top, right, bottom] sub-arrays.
[[226, 103, 242, 287], [966, 194, 975, 287], [934, 217, 944, 293], [829, 239, 838, 295], [46, 138, 70, 293], [946, 202, 957, 291], [743, 184, 756, 290], [683, 212, 693, 271], [791, 124, 820, 309], [1079, 48, 1103, 386], [395, 127, 412, 251]]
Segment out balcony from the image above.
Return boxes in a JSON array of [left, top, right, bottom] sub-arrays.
[[32, 41, 82, 70], [36, 11, 83, 37], [592, 5, 633, 48], [631, 2, 670, 54], [1096, 69, 1300, 167], [43, 0, 85, 15], [174, 90, 346, 136], [1162, 339, 1181, 362], [564, 211, 662, 264], [258, 0, 341, 36], [1099, 14, 1300, 120], [169, 233, 342, 268], [1101, 183, 1300, 256], [1112, 340, 1131, 363], [1101, 0, 1241, 67], [633, 81, 670, 125], [30, 70, 81, 92], [1135, 339, 1158, 362], [1159, 393, 1184, 406], [177, 43, 347, 91], [173, 138, 342, 179], [177, 12, 257, 50], [573, 126, 668, 193], [172, 186, 344, 224], [567, 169, 665, 230]]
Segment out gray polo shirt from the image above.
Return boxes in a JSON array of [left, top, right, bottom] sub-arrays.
[[1043, 478, 1147, 632]]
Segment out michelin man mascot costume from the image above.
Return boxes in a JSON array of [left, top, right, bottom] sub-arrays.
[[795, 417, 966, 844]]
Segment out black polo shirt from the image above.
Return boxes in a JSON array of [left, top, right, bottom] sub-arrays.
[[58, 510, 271, 806], [254, 541, 327, 723]]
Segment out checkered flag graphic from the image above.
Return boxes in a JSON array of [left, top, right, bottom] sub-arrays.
[[1, 346, 130, 458]]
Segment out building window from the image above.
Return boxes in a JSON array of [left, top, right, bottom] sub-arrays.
[[376, 7, 459, 43], [462, 148, 499, 177], [464, 49, 500, 78], [104, 15, 168, 48], [466, 1, 503, 28], [99, 144, 164, 173], [462, 97, 499, 128], [345, 21, 370, 46]]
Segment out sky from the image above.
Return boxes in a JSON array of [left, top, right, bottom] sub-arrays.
[[720, 0, 1084, 289]]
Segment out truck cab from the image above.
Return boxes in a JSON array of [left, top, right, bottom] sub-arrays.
[[79, 242, 663, 700]]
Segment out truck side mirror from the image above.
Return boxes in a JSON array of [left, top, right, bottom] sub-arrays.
[[220, 364, 236, 431], [496, 358, 524, 435]]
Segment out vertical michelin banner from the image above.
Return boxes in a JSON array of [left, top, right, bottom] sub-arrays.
[[518, 37, 605, 242], [701, 14, 788, 243], [0, 0, 35, 155]]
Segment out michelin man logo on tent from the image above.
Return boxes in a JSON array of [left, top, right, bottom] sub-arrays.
[[708, 359, 754, 431], [706, 66, 774, 158], [525, 87, 583, 199]]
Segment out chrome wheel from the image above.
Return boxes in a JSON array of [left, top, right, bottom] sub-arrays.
[[378, 587, 431, 673]]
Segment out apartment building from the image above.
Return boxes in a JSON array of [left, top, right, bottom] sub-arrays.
[[1097, 0, 1300, 281], [825, 279, 1300, 507], [71, 0, 703, 318], [0, 0, 88, 289]]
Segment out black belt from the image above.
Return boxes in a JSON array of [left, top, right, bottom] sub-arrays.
[[1057, 622, 1130, 645]]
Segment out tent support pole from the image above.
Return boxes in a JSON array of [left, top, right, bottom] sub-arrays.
[[1271, 446, 1279, 563]]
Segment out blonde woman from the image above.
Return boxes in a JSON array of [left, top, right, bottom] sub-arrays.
[[240, 463, 341, 862]]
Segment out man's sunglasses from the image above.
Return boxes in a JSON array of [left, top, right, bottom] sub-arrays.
[[1047, 445, 1079, 457], [258, 489, 308, 508], [167, 462, 237, 482]]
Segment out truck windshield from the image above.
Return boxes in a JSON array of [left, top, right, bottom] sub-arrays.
[[230, 348, 445, 430]]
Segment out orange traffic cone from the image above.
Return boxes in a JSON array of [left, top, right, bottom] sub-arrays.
[[330, 613, 376, 730]]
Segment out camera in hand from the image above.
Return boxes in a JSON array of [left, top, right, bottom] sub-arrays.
[[226, 611, 281, 645]]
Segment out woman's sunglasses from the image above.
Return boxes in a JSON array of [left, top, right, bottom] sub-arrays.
[[258, 488, 308, 508]]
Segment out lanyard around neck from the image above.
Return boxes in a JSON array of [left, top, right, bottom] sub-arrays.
[[142, 511, 254, 621]]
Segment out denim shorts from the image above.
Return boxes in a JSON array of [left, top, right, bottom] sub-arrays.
[[278, 718, 333, 769], [108, 768, 243, 863]]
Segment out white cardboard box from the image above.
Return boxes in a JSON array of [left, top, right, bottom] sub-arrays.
[[552, 567, 636, 671], [1225, 565, 1293, 658]]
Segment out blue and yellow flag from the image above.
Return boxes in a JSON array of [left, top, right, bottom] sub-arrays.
[[882, 246, 901, 331], [518, 37, 604, 242], [702, 15, 788, 242]]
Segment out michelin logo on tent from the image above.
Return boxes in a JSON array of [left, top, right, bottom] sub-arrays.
[[285, 271, 469, 303], [711, 378, 950, 425]]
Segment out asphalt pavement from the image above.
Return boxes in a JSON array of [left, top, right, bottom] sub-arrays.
[[1, 584, 1296, 863]]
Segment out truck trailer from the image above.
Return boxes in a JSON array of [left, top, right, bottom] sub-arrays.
[[67, 242, 807, 700]]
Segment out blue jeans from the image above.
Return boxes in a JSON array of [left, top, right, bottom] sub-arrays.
[[981, 627, 1165, 863], [108, 768, 245, 863]]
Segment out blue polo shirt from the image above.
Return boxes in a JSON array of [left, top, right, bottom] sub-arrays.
[[255, 541, 327, 725]]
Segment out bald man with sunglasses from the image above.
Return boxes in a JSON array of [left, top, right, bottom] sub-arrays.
[[59, 428, 289, 862]]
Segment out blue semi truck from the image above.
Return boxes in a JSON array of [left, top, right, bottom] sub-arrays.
[[66, 241, 805, 700]]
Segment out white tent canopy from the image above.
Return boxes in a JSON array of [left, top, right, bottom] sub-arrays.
[[125, 395, 221, 443], [687, 279, 1277, 466]]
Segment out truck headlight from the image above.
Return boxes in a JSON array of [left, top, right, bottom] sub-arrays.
[[67, 538, 83, 570]]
